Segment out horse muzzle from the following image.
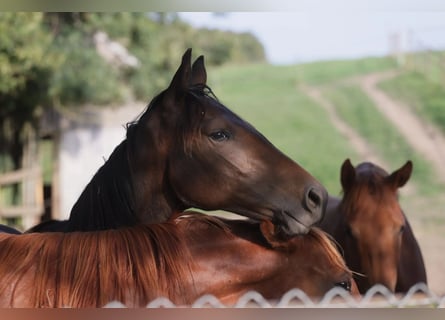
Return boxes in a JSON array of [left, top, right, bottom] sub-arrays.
[[276, 185, 328, 237]]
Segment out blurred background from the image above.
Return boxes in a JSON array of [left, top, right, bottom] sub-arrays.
[[1, 12, 445, 294]]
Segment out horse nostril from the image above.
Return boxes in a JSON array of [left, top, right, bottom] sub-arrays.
[[305, 187, 322, 210]]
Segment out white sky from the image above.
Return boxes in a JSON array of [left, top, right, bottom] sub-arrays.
[[179, 12, 445, 64]]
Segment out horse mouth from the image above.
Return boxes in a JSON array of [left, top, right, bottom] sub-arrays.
[[227, 207, 310, 236], [280, 210, 311, 235]]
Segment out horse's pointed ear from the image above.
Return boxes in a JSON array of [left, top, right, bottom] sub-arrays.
[[260, 220, 290, 249], [164, 48, 192, 102], [191, 55, 207, 85], [340, 159, 356, 193], [387, 160, 413, 189]]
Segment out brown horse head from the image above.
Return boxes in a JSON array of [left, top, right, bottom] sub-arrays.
[[138, 49, 328, 236], [64, 49, 327, 236], [339, 159, 412, 292], [258, 221, 358, 299], [182, 216, 356, 304]]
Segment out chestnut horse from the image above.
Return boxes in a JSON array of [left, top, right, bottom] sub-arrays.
[[0, 213, 355, 307], [28, 49, 327, 237], [317, 159, 427, 293]]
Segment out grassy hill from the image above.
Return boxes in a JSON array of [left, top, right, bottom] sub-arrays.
[[208, 57, 400, 194], [208, 54, 445, 210]]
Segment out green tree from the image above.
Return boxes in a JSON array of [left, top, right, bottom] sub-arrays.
[[0, 12, 57, 170], [0, 12, 266, 170]]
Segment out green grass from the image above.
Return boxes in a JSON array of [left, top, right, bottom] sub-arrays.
[[379, 71, 445, 135], [405, 51, 445, 86], [293, 56, 398, 85]]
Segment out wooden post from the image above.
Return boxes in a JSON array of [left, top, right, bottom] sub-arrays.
[[0, 124, 44, 230]]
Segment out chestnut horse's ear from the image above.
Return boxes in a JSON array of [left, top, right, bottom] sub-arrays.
[[340, 159, 356, 193], [191, 55, 207, 86], [386, 160, 413, 189], [260, 220, 290, 249], [164, 48, 192, 105]]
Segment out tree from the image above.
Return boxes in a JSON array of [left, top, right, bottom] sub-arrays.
[[0, 12, 267, 171], [0, 12, 57, 170]]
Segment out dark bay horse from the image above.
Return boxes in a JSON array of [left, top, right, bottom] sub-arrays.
[[29, 49, 327, 237], [0, 212, 356, 307], [317, 159, 427, 293]]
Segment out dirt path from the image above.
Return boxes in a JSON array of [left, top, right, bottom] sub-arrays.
[[359, 70, 445, 183], [301, 84, 388, 168]]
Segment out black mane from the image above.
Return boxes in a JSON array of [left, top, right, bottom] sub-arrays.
[[67, 140, 137, 231]]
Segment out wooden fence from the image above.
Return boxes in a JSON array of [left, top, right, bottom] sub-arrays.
[[0, 165, 44, 230]]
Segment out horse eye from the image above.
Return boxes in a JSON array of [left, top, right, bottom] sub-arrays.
[[209, 130, 230, 142], [399, 225, 405, 234], [335, 280, 351, 292]]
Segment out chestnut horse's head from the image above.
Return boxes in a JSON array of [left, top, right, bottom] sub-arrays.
[[339, 159, 412, 292], [178, 214, 357, 304], [259, 221, 358, 298]]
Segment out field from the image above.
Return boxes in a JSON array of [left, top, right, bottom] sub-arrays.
[[208, 55, 445, 295]]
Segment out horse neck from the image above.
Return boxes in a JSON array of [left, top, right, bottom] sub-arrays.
[[67, 125, 181, 231], [127, 123, 183, 224], [68, 140, 139, 231]]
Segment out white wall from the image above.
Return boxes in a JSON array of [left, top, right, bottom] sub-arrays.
[[58, 104, 144, 219]]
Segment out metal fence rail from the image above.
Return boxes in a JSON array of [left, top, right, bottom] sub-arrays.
[[103, 283, 445, 308]]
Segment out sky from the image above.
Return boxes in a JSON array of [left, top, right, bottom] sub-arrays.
[[179, 12, 445, 65]]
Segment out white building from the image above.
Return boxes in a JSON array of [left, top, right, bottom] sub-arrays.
[[57, 103, 144, 219]]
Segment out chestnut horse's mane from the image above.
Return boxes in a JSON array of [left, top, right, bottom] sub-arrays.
[[0, 213, 349, 307], [305, 228, 351, 274], [0, 221, 195, 307]]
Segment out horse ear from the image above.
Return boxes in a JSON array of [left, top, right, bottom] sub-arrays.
[[191, 55, 207, 85], [386, 160, 413, 189], [164, 48, 192, 104], [260, 220, 290, 249], [340, 159, 356, 193]]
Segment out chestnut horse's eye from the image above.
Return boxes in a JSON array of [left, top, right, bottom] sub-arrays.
[[209, 130, 231, 142], [335, 280, 351, 292], [399, 225, 405, 234]]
